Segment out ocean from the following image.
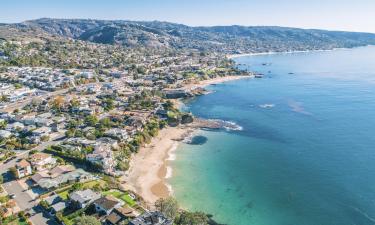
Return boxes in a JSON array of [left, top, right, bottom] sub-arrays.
[[168, 46, 375, 225]]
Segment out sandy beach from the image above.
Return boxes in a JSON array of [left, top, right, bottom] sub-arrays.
[[122, 126, 194, 205], [122, 75, 251, 206], [185, 75, 252, 90]]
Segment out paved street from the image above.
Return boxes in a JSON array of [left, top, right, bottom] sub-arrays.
[[0, 151, 29, 176], [3, 180, 34, 210], [0, 134, 65, 175], [2, 180, 58, 225]]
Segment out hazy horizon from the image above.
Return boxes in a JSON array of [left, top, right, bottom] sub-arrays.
[[1, 0, 375, 33]]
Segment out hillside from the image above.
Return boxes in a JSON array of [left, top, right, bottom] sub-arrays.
[[1, 18, 375, 53]]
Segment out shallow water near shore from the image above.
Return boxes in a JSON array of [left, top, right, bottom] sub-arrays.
[[169, 46, 375, 225]]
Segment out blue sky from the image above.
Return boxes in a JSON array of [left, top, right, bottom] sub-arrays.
[[1, 0, 375, 33]]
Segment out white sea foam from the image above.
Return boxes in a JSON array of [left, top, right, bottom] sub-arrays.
[[208, 119, 243, 131], [223, 120, 243, 131], [165, 182, 174, 195], [182, 131, 196, 144], [259, 104, 275, 109], [165, 166, 173, 179], [167, 142, 179, 161]]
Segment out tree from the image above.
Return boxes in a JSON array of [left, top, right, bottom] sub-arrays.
[[74, 215, 101, 225], [39, 200, 50, 210], [101, 98, 114, 111], [29, 149, 38, 155], [99, 118, 112, 128], [41, 135, 50, 142], [0, 120, 7, 129], [52, 96, 65, 111], [71, 182, 83, 191], [0, 174, 3, 184], [175, 211, 209, 225], [70, 97, 80, 108], [116, 161, 129, 171], [0, 95, 9, 102], [9, 167, 17, 178], [85, 115, 98, 127], [155, 197, 179, 220]]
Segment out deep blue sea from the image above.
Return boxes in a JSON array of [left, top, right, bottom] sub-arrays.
[[169, 46, 375, 225]]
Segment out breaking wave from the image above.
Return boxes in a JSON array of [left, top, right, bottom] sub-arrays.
[[208, 119, 243, 131], [259, 103, 275, 109], [165, 166, 173, 179]]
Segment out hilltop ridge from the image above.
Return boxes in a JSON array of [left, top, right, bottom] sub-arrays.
[[1, 18, 375, 53]]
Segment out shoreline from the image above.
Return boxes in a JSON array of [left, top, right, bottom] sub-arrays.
[[226, 46, 369, 59], [184, 74, 253, 90], [121, 126, 195, 206], [123, 75, 250, 206]]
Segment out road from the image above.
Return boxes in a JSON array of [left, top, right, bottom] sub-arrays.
[[0, 151, 29, 175], [0, 82, 97, 113], [0, 88, 69, 113], [2, 180, 58, 225], [3, 180, 34, 210], [0, 134, 65, 175]]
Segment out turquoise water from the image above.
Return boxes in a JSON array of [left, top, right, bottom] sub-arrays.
[[169, 46, 375, 225]]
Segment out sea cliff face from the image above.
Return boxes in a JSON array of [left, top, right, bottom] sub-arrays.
[[169, 46, 375, 225]]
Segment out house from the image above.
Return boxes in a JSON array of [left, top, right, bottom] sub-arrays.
[[104, 128, 128, 141], [44, 194, 63, 206], [51, 122, 65, 132], [69, 189, 101, 209], [129, 211, 172, 225], [125, 116, 145, 131], [86, 144, 115, 174], [5, 122, 25, 132], [50, 202, 68, 216], [63, 138, 96, 147], [80, 71, 95, 79], [97, 137, 119, 150], [105, 206, 138, 225], [110, 71, 128, 78], [0, 130, 12, 139], [34, 118, 54, 127], [93, 196, 124, 215], [31, 166, 93, 190], [15, 159, 32, 178], [29, 153, 57, 171], [164, 89, 191, 99], [32, 126, 51, 137], [49, 165, 75, 177]]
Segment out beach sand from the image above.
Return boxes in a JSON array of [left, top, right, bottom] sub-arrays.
[[185, 75, 252, 90], [122, 126, 193, 205]]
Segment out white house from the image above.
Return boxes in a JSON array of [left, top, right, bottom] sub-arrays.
[[15, 159, 32, 178], [86, 143, 115, 174], [69, 189, 101, 209], [93, 196, 124, 215], [29, 153, 57, 171]]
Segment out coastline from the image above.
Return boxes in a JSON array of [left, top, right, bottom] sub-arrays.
[[184, 75, 253, 90], [122, 126, 194, 206], [226, 46, 364, 59], [123, 75, 251, 206]]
